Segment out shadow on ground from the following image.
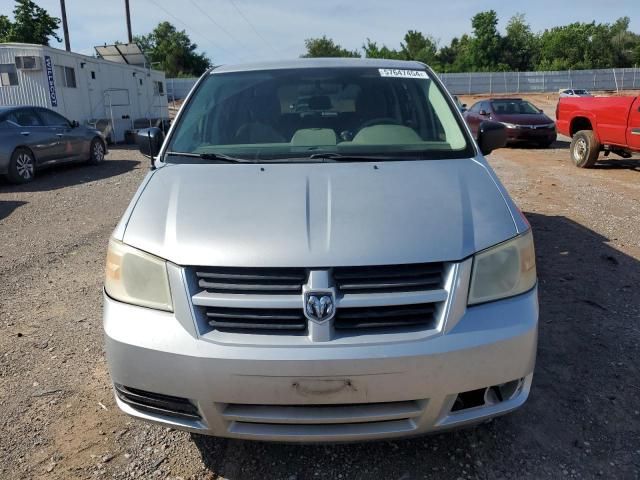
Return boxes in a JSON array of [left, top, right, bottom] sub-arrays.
[[593, 157, 640, 171], [190, 213, 640, 479], [0, 146, 140, 193], [0, 200, 27, 221]]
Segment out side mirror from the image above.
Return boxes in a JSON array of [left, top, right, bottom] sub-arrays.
[[478, 120, 507, 155], [479, 109, 488, 116], [136, 127, 164, 158], [539, 109, 544, 113], [462, 103, 467, 108], [71, 120, 79, 128]]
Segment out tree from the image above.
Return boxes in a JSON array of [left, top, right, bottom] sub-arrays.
[[502, 14, 537, 71], [469, 10, 502, 70], [134, 22, 211, 77], [302, 36, 360, 58], [400, 30, 438, 65], [0, 0, 61, 45], [363, 39, 403, 59]]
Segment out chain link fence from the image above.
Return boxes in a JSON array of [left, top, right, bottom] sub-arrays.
[[438, 67, 640, 95], [167, 67, 640, 100]]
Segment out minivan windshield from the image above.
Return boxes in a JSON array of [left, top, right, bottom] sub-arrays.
[[167, 67, 473, 161]]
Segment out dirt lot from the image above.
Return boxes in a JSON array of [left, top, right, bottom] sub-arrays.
[[1, 137, 640, 479]]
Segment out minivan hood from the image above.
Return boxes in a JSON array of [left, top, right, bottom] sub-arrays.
[[122, 159, 517, 267]]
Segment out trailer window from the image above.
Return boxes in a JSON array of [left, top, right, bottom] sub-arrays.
[[55, 65, 77, 88], [0, 64, 19, 86], [154, 81, 164, 96]]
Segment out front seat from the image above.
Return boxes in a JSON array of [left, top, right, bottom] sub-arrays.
[[234, 88, 286, 144]]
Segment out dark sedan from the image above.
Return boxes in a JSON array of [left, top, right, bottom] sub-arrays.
[[0, 106, 107, 183], [464, 98, 556, 148]]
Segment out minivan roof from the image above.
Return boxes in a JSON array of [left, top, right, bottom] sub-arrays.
[[212, 57, 427, 74]]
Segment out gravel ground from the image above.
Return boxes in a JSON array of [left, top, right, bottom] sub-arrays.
[[0, 143, 639, 479]]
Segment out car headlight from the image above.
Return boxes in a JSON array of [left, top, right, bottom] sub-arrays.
[[468, 230, 536, 305], [501, 122, 518, 129], [105, 238, 173, 311]]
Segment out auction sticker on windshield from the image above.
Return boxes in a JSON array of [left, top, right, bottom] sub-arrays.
[[378, 68, 429, 78]]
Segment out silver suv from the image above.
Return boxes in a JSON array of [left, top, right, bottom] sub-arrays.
[[104, 59, 538, 442]]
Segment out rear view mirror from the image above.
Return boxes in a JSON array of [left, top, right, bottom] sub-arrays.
[[478, 121, 507, 155], [136, 127, 164, 158]]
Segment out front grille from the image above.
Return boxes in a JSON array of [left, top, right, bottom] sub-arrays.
[[204, 306, 306, 332], [114, 384, 200, 421], [333, 263, 444, 294], [191, 262, 449, 339], [335, 303, 436, 330], [222, 400, 422, 424], [194, 267, 307, 295]]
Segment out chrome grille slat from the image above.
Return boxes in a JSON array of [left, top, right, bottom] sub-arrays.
[[204, 306, 306, 332], [198, 280, 302, 293], [194, 267, 306, 295], [334, 263, 444, 294], [335, 303, 436, 330]]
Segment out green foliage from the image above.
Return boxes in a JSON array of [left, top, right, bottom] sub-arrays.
[[302, 36, 360, 58], [0, 0, 61, 46], [363, 31, 438, 66], [134, 22, 211, 77], [469, 10, 501, 70], [303, 12, 640, 72]]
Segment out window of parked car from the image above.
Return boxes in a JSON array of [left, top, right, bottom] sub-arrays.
[[0, 64, 19, 86], [6, 109, 43, 127], [36, 108, 70, 127], [55, 65, 77, 88], [490, 99, 540, 115], [168, 67, 472, 161]]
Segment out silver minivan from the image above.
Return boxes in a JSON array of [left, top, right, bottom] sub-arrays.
[[104, 58, 538, 442]]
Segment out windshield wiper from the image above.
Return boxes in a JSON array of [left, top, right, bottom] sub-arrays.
[[308, 152, 397, 161], [166, 151, 254, 163]]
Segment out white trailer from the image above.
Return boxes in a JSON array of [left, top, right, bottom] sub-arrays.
[[0, 43, 168, 142]]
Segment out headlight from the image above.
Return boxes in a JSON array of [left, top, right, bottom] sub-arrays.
[[105, 238, 173, 311], [501, 122, 518, 129], [468, 230, 536, 305]]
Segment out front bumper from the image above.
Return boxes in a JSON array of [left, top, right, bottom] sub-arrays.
[[506, 128, 556, 143], [104, 280, 538, 442]]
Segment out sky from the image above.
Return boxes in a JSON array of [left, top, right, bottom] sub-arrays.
[[1, 0, 639, 64]]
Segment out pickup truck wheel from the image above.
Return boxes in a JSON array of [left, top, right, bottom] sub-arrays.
[[571, 130, 600, 168]]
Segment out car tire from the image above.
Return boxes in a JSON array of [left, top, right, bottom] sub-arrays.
[[87, 138, 106, 165], [570, 130, 599, 168], [7, 148, 35, 184]]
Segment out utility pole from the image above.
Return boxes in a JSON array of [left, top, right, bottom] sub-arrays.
[[60, 0, 70, 51], [125, 0, 133, 43]]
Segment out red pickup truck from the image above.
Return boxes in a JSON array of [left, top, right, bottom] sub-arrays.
[[556, 96, 640, 167]]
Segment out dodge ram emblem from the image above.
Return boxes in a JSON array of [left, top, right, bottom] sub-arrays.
[[304, 292, 335, 323]]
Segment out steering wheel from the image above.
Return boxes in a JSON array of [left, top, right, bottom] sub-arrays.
[[357, 117, 402, 130]]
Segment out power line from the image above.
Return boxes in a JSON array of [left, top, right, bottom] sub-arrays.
[[189, 0, 256, 60], [144, 0, 234, 59], [226, 0, 279, 56]]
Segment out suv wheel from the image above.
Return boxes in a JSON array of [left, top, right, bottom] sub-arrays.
[[7, 148, 35, 183], [571, 130, 599, 168]]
